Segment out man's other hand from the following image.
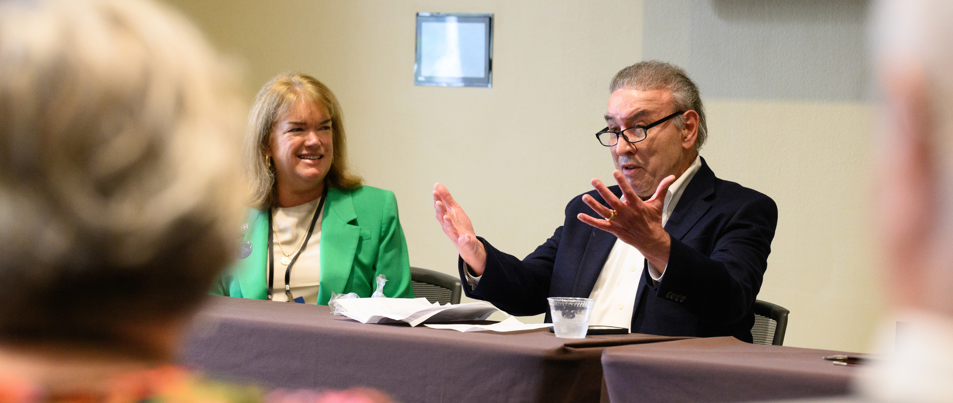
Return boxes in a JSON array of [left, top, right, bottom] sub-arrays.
[[433, 183, 488, 275]]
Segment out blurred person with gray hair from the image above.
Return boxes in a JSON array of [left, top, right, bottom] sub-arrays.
[[772, 1, 953, 402], [0, 0, 392, 402], [0, 0, 244, 356], [844, 0, 953, 401]]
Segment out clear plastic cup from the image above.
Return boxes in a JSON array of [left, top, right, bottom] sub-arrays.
[[547, 297, 595, 338]]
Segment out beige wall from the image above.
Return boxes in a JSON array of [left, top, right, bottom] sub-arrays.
[[164, 0, 881, 353]]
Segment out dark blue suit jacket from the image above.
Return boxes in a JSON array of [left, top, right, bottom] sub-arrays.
[[460, 158, 778, 342]]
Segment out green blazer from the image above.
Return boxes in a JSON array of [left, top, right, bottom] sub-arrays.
[[211, 185, 414, 304]]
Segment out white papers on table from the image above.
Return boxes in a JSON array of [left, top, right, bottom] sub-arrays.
[[425, 316, 553, 333], [335, 297, 498, 327]]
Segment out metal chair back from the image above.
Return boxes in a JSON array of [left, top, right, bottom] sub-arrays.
[[751, 299, 790, 346]]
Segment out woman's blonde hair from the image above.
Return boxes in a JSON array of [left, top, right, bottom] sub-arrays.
[[245, 73, 363, 208]]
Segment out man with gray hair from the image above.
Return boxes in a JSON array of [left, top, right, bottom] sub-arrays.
[[434, 60, 778, 341]]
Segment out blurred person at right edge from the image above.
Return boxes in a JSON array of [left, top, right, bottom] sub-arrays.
[[788, 1, 953, 402], [0, 0, 389, 402], [858, 0, 953, 400]]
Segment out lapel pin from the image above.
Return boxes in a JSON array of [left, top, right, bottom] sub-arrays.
[[238, 241, 252, 259]]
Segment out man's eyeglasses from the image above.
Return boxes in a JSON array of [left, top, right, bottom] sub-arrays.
[[595, 111, 684, 147]]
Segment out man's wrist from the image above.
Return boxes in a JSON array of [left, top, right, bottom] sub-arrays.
[[645, 233, 671, 271], [462, 260, 482, 288], [464, 260, 480, 276], [461, 238, 488, 275]]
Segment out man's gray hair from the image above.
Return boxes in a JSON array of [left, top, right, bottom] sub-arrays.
[[610, 61, 708, 151], [0, 0, 245, 348]]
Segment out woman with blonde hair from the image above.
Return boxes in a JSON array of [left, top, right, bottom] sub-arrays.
[[211, 73, 413, 304]]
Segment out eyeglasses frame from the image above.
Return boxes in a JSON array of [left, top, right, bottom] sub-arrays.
[[595, 110, 685, 147]]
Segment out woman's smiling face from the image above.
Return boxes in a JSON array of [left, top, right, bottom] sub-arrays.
[[267, 97, 334, 206]]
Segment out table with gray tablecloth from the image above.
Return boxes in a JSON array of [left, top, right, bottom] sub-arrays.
[[180, 296, 686, 403], [601, 336, 861, 403]]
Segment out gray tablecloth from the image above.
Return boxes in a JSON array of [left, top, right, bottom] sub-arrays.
[[601, 336, 860, 403], [180, 296, 686, 403]]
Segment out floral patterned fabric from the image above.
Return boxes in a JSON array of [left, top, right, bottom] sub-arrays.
[[0, 366, 389, 403], [0, 365, 260, 403]]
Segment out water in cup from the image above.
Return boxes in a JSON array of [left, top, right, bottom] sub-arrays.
[[553, 321, 588, 338]]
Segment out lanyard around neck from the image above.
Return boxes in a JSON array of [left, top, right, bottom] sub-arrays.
[[267, 185, 328, 302]]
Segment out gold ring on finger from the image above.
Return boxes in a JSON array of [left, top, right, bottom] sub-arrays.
[[605, 209, 616, 221]]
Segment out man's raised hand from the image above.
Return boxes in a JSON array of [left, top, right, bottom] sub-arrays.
[[433, 183, 488, 275]]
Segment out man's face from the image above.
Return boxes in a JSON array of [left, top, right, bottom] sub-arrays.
[[605, 88, 696, 199]]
